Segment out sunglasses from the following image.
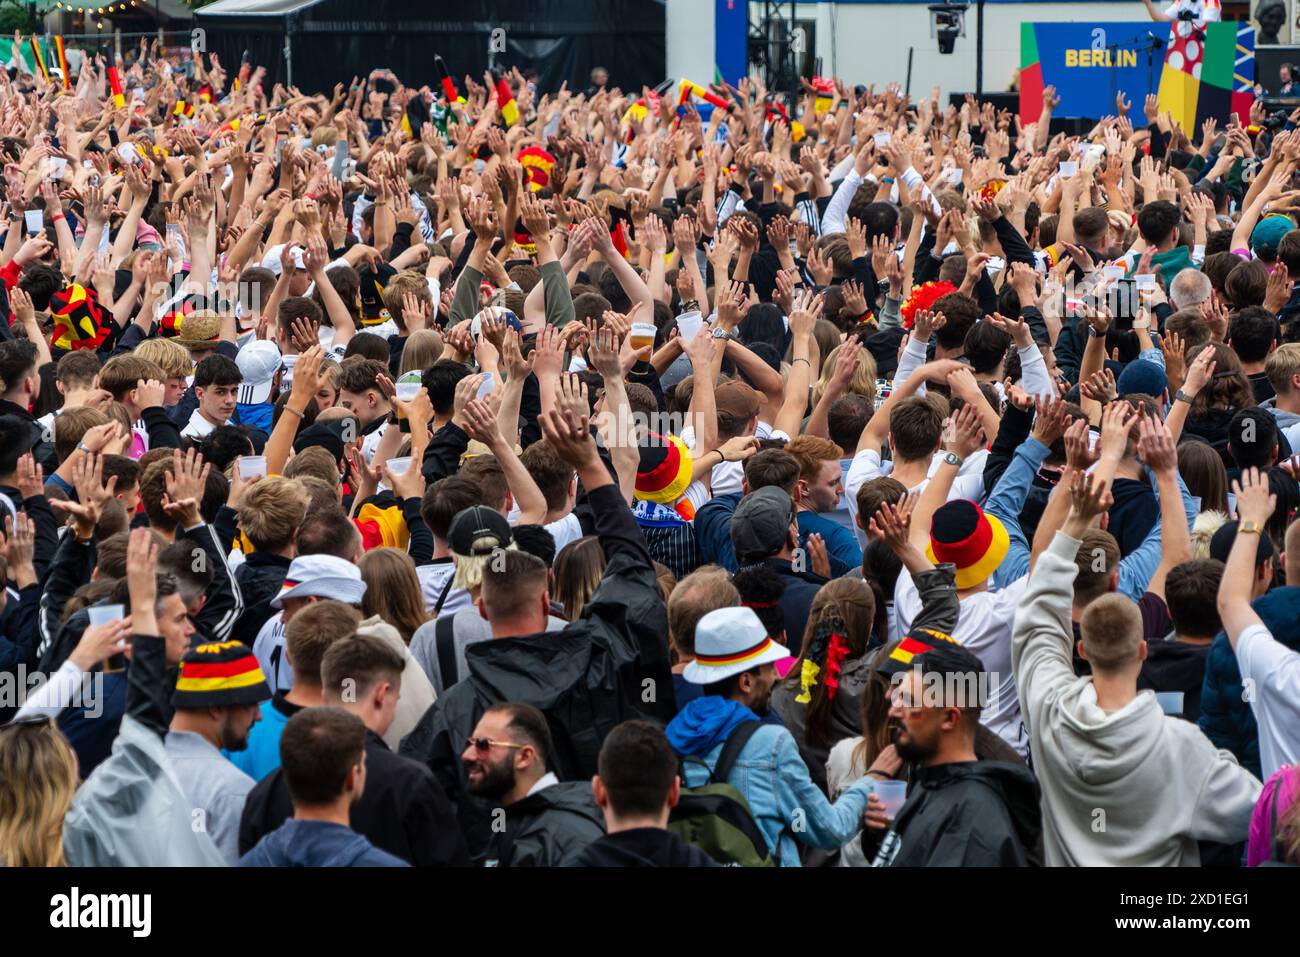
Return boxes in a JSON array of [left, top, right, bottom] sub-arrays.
[[466, 737, 526, 754]]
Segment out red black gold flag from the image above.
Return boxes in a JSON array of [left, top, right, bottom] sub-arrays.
[[50, 284, 109, 352]]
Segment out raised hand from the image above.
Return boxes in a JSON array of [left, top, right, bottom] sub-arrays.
[[163, 448, 210, 529], [1233, 466, 1277, 526]]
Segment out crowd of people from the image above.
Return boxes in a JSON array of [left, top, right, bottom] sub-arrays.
[[0, 30, 1297, 869]]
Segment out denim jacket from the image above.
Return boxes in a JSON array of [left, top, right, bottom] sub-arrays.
[[681, 723, 874, 866], [984, 435, 1198, 598]]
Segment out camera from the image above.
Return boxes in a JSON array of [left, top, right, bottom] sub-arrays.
[[928, 4, 968, 56]]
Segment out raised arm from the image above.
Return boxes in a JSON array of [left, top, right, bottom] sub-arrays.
[[773, 290, 821, 438], [1218, 467, 1274, 646], [1136, 414, 1192, 602], [461, 393, 547, 525], [907, 403, 986, 552]]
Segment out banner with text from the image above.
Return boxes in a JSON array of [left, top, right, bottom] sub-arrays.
[[1020, 21, 1254, 129]]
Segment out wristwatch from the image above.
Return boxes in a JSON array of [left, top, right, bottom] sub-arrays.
[[942, 451, 963, 468], [1239, 520, 1264, 535], [711, 327, 732, 340], [1174, 388, 1194, 404]]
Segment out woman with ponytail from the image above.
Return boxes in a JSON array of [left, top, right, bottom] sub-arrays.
[[770, 577, 878, 794]]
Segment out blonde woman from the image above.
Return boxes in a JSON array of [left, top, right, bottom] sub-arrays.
[[0, 718, 79, 867], [398, 329, 445, 376], [812, 343, 879, 408]]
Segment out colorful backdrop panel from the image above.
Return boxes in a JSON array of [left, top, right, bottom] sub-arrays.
[[1019, 21, 1254, 128]]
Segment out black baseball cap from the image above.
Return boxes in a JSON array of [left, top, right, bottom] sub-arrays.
[[448, 505, 513, 556], [1209, 520, 1276, 566]]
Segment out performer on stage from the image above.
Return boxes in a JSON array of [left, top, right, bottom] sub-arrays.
[[1142, 0, 1222, 23]]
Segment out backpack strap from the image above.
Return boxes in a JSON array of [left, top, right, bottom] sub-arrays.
[[432, 573, 454, 615], [434, 615, 459, 688], [710, 720, 762, 786]]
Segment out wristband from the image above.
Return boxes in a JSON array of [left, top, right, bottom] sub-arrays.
[[880, 176, 895, 184], [792, 356, 811, 366], [283, 405, 305, 420], [52, 214, 65, 223]]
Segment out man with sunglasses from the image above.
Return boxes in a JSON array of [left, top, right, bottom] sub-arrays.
[[871, 643, 1042, 867], [463, 702, 604, 867]]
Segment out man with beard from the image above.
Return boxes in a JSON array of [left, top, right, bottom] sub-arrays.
[[463, 702, 604, 866], [871, 643, 1042, 866], [666, 606, 879, 866], [240, 708, 408, 867], [166, 640, 273, 864]]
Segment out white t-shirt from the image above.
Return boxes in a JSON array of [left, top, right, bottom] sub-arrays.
[[360, 419, 389, 464], [844, 447, 989, 545], [1235, 622, 1300, 781], [416, 561, 473, 616], [253, 612, 290, 693], [504, 506, 584, 554], [893, 569, 1030, 758]]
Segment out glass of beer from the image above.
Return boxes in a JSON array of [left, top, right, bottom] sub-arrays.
[[630, 322, 656, 352]]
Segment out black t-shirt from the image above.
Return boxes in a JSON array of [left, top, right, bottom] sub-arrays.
[[1250, 371, 1276, 404]]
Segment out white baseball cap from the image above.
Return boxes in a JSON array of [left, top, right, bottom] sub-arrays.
[[261, 243, 306, 277], [236, 340, 284, 405], [271, 554, 366, 609]]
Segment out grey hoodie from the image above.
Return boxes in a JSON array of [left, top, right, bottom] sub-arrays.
[[1012, 531, 1262, 866]]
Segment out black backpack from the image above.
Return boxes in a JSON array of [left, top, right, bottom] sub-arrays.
[[668, 721, 774, 867]]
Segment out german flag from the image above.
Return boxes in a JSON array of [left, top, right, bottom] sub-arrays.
[[53, 36, 69, 91], [879, 628, 960, 675], [435, 55, 459, 103], [50, 284, 110, 352], [107, 58, 125, 109], [356, 494, 410, 551], [197, 83, 214, 104], [495, 73, 519, 127], [29, 37, 49, 83], [173, 99, 194, 119]]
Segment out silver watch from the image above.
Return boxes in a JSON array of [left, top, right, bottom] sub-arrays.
[[943, 451, 963, 467], [711, 327, 731, 340]]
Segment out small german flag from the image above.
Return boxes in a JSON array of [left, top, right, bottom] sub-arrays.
[[495, 73, 519, 127], [435, 55, 459, 103], [53, 36, 69, 91], [197, 83, 214, 104], [107, 58, 125, 109], [50, 284, 110, 352], [173, 99, 194, 119], [235, 50, 251, 93], [29, 36, 49, 83]]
